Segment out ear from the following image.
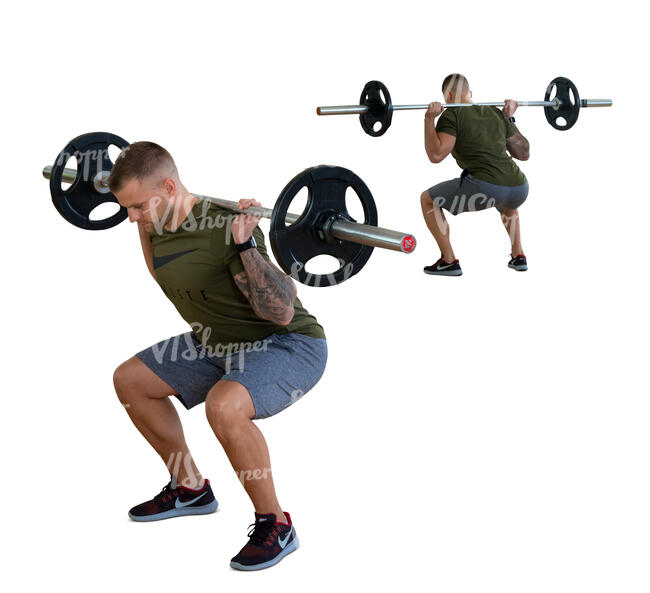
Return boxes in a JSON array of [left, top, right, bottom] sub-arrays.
[[162, 177, 177, 196]]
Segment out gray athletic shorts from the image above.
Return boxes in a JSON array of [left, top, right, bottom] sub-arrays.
[[136, 331, 327, 419], [427, 170, 529, 215]]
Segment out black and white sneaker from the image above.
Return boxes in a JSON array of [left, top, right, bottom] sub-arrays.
[[230, 512, 299, 571], [423, 257, 462, 276], [128, 477, 218, 522], [508, 254, 528, 271]]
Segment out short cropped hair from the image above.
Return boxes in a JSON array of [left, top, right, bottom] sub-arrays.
[[441, 74, 470, 100], [108, 141, 178, 193]]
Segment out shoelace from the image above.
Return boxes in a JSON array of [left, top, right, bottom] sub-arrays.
[[247, 521, 282, 547], [153, 481, 179, 503]]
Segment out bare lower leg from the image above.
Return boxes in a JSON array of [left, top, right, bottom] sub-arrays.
[[421, 192, 456, 262], [206, 382, 286, 523], [114, 360, 203, 489], [500, 208, 524, 256]]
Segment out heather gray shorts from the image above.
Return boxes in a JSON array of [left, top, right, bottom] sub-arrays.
[[136, 331, 327, 419], [428, 170, 529, 215]]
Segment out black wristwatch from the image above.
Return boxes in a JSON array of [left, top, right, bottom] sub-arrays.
[[508, 116, 516, 124], [235, 235, 257, 253]]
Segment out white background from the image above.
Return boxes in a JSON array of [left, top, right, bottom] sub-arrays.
[[2, 1, 648, 591]]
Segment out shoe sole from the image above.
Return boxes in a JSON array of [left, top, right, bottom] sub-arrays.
[[128, 499, 218, 522], [508, 264, 528, 271], [423, 269, 463, 276], [230, 537, 300, 571]]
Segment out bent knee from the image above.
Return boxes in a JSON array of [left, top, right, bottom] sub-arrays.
[[420, 190, 433, 204], [205, 384, 253, 427], [113, 357, 151, 401]]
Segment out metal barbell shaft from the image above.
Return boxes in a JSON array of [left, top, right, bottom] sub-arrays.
[[316, 98, 613, 116], [42, 166, 416, 253]]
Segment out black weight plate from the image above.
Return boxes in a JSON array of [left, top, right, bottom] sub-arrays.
[[359, 80, 393, 137], [270, 165, 378, 287], [544, 77, 581, 131], [50, 132, 130, 230]]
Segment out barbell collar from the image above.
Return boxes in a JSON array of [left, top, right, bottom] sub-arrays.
[[581, 99, 613, 108], [43, 166, 416, 254]]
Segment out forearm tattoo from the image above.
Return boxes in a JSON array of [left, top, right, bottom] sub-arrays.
[[233, 249, 297, 324], [506, 128, 530, 159]]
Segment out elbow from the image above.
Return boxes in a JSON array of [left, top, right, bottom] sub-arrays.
[[428, 154, 442, 164], [257, 300, 295, 326], [273, 306, 295, 326]]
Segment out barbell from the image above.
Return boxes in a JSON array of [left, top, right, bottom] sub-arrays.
[[316, 76, 613, 136], [42, 132, 416, 287]]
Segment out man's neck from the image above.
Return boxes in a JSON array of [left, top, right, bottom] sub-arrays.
[[446, 95, 472, 104], [164, 189, 199, 231]]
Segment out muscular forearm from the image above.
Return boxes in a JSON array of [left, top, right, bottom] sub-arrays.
[[238, 249, 296, 325], [506, 122, 530, 160], [424, 117, 443, 162], [512, 124, 530, 154]]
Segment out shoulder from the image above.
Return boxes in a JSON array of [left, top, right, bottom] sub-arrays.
[[439, 108, 457, 123], [436, 108, 458, 134]]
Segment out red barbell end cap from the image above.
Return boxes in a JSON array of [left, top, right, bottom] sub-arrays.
[[401, 236, 416, 253]]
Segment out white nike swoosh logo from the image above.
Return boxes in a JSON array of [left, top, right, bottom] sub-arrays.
[[175, 491, 207, 508], [278, 531, 291, 549]]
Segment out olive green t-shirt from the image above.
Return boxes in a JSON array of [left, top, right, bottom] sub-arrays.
[[148, 199, 325, 353], [436, 106, 527, 186]]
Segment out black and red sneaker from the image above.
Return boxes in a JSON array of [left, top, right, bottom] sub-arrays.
[[424, 257, 463, 276], [230, 512, 299, 571], [128, 477, 218, 522], [508, 254, 528, 271]]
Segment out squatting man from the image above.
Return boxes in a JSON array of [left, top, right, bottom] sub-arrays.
[[109, 141, 327, 571]]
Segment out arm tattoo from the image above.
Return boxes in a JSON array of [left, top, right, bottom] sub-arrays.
[[506, 128, 530, 160], [233, 249, 297, 324]]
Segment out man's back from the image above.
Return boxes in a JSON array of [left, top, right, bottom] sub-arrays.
[[436, 106, 527, 186]]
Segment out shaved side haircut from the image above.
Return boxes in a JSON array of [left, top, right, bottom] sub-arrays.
[[442, 74, 470, 103], [108, 142, 178, 193]]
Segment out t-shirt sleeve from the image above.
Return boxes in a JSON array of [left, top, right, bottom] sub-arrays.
[[435, 109, 458, 137], [224, 226, 273, 277]]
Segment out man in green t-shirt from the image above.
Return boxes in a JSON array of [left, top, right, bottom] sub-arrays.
[[108, 142, 327, 571], [420, 73, 531, 276]]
